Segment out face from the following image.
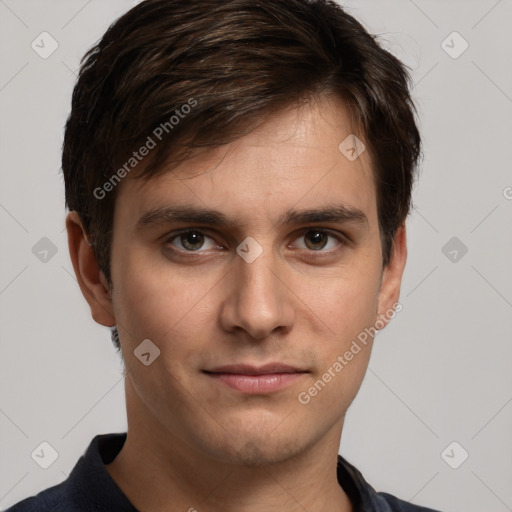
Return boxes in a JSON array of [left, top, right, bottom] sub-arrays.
[[72, 94, 406, 467]]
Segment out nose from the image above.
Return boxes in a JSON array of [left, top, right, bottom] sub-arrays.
[[219, 243, 295, 341]]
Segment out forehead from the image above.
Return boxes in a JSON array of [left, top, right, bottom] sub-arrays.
[[114, 95, 377, 229]]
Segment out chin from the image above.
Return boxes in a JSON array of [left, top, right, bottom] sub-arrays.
[[202, 428, 307, 468]]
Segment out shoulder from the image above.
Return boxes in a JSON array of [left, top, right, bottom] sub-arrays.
[[4, 482, 71, 512], [5, 433, 132, 512], [337, 454, 444, 512], [376, 491, 443, 511], [377, 491, 443, 511]]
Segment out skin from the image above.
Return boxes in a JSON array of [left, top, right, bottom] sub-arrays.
[[66, 94, 407, 512]]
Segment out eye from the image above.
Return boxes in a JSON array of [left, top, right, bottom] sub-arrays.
[[166, 230, 218, 252], [292, 229, 344, 252], [163, 228, 346, 256]]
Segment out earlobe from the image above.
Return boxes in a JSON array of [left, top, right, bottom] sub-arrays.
[[66, 211, 116, 327], [376, 224, 407, 329]]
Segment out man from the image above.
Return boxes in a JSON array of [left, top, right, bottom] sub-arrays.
[[7, 0, 443, 510]]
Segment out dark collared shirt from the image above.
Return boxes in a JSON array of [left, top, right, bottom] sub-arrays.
[[6, 433, 443, 511]]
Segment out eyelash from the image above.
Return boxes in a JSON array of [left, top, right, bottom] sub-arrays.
[[163, 228, 348, 256]]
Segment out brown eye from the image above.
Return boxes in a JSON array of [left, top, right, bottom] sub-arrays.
[[304, 230, 329, 250], [166, 230, 216, 252], [292, 229, 344, 252]]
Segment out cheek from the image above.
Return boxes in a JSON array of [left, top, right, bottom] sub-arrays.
[[111, 254, 232, 411], [111, 248, 219, 348], [294, 270, 379, 414], [291, 257, 381, 405], [297, 261, 381, 341]]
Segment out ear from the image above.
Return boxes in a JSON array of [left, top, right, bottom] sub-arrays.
[[376, 224, 407, 328], [66, 211, 116, 327]]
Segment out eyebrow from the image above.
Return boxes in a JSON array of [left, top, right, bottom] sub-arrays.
[[135, 204, 368, 231]]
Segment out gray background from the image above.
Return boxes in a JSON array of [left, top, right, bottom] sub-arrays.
[[1, 0, 511, 510]]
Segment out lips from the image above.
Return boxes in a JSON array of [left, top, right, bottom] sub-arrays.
[[202, 363, 308, 394], [203, 363, 307, 376]]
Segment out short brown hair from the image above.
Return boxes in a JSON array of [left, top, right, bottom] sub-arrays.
[[62, 0, 421, 349]]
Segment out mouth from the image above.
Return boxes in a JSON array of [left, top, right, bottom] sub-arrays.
[[202, 363, 309, 394]]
